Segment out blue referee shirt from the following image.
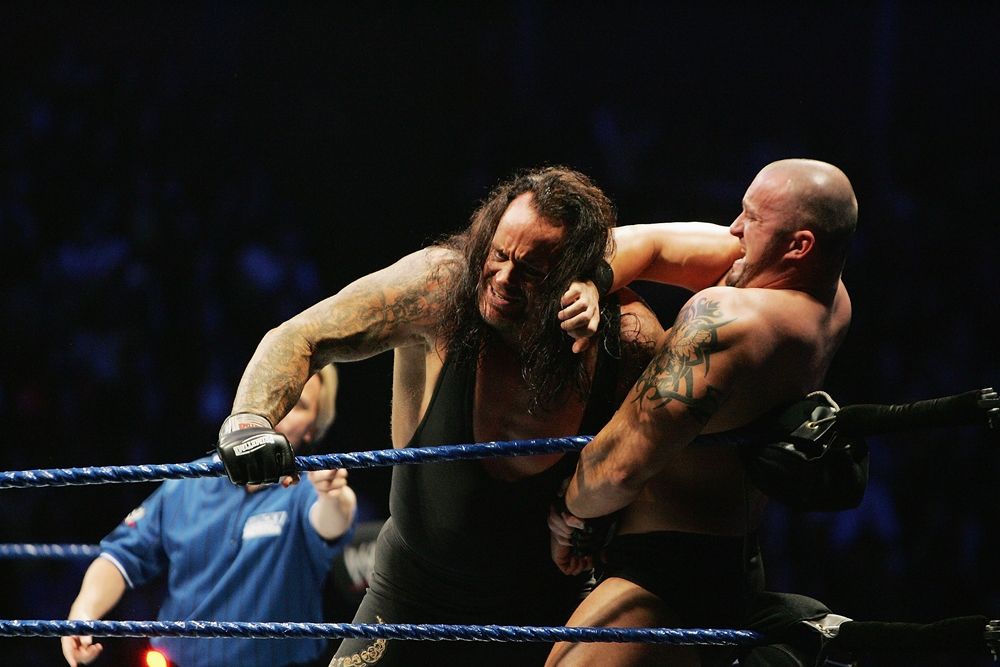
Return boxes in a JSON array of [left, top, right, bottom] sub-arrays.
[[100, 456, 354, 667]]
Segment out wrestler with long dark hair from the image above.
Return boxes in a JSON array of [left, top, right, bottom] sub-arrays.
[[216, 166, 738, 665]]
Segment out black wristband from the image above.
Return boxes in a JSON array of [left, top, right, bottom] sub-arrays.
[[590, 259, 614, 298], [571, 512, 619, 558]]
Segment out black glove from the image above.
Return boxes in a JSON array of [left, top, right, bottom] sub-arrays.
[[570, 513, 619, 558], [217, 413, 296, 485], [552, 495, 619, 558]]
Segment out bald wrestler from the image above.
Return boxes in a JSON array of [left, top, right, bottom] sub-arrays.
[[549, 159, 858, 667]]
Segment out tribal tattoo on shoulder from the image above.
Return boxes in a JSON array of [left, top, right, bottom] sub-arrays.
[[632, 297, 734, 424]]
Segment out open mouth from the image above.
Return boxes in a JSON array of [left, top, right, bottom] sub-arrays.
[[732, 245, 747, 267], [489, 283, 521, 306]]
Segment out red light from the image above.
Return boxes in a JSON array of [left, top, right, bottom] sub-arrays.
[[145, 648, 168, 667]]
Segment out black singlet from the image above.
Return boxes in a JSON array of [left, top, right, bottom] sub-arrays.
[[332, 321, 621, 666]]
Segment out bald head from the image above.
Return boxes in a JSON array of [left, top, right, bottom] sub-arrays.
[[728, 159, 858, 290], [758, 159, 858, 244]]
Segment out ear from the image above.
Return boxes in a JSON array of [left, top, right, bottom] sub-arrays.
[[784, 229, 815, 260]]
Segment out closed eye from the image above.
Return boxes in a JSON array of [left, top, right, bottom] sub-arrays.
[[522, 265, 546, 279]]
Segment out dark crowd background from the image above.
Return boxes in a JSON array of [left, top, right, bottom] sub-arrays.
[[1, 3, 998, 666]]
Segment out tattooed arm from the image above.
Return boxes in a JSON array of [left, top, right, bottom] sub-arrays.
[[610, 222, 742, 292], [565, 288, 751, 518], [231, 247, 460, 427], [559, 223, 739, 351]]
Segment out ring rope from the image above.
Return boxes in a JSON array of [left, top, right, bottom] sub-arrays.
[[0, 543, 100, 559], [5, 391, 993, 653], [0, 437, 596, 489], [0, 619, 762, 645], [0, 431, 762, 490], [5, 388, 992, 489]]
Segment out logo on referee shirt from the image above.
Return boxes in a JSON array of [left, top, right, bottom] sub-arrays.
[[234, 434, 274, 456], [243, 511, 288, 540]]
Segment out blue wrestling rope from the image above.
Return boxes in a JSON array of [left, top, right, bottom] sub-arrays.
[[5, 389, 991, 489], [0, 619, 763, 645], [0, 432, 755, 489], [0, 544, 100, 560], [0, 437, 594, 488]]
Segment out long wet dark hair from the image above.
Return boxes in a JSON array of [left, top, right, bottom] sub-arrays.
[[436, 166, 617, 413]]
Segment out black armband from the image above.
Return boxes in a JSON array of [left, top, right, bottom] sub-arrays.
[[589, 259, 614, 298]]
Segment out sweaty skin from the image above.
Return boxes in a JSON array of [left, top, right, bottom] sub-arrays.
[[233, 194, 662, 483], [549, 159, 857, 667]]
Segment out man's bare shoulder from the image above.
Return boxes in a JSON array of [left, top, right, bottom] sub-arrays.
[[390, 245, 462, 281], [690, 284, 793, 317], [679, 285, 755, 316], [338, 246, 463, 305], [686, 284, 842, 344], [834, 279, 852, 319], [668, 285, 770, 345], [421, 244, 463, 265], [616, 287, 664, 346], [607, 288, 663, 398], [305, 245, 464, 353]]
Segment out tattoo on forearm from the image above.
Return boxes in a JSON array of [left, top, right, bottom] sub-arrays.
[[632, 297, 732, 424], [315, 260, 456, 358], [351, 286, 443, 350], [237, 255, 457, 419]]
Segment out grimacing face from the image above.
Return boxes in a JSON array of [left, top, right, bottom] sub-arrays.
[[725, 166, 796, 288], [478, 192, 565, 335]]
